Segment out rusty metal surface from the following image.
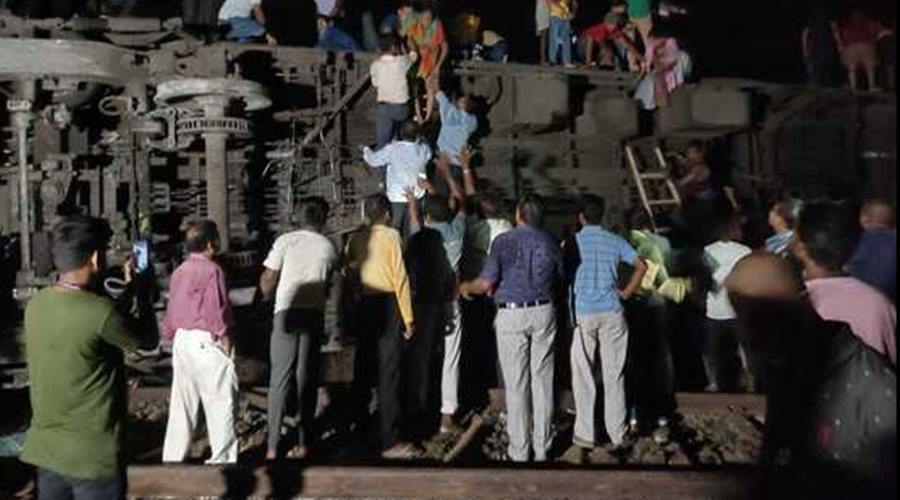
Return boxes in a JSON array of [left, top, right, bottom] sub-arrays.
[[0, 38, 141, 84], [155, 78, 272, 112], [127, 464, 755, 499]]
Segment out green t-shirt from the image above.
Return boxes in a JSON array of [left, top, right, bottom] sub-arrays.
[[21, 288, 145, 479], [627, 0, 651, 19]]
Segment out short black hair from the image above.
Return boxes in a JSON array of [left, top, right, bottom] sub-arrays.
[[185, 220, 220, 254], [298, 197, 329, 230], [400, 120, 421, 141], [796, 201, 861, 272], [578, 195, 606, 225], [710, 206, 741, 241], [51, 215, 113, 273], [364, 194, 392, 225], [379, 34, 399, 54], [517, 194, 546, 227], [424, 195, 453, 223], [416, 0, 436, 14]]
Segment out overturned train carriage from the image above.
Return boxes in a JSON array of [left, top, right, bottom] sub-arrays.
[[0, 15, 895, 338]]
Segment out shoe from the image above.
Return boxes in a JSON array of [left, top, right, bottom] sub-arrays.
[[439, 414, 458, 434], [607, 437, 635, 457], [652, 423, 671, 445], [286, 445, 308, 459], [572, 436, 596, 450], [381, 442, 419, 460]]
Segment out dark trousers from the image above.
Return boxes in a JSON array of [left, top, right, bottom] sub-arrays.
[[390, 200, 422, 240], [355, 293, 404, 450], [702, 318, 749, 391], [267, 309, 324, 452], [37, 467, 123, 500], [431, 163, 462, 199], [626, 298, 677, 423], [406, 301, 444, 418], [376, 103, 409, 150]]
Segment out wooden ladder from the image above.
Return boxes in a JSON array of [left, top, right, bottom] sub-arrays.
[[625, 142, 682, 232]]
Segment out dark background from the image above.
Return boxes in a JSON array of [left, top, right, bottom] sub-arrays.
[[340, 0, 897, 82], [6, 0, 897, 81]]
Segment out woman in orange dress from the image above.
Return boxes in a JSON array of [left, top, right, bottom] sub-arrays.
[[409, 3, 449, 123]]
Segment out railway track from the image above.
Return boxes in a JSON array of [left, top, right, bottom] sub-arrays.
[[127, 463, 756, 499]]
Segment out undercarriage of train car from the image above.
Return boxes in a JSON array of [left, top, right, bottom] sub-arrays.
[[0, 14, 895, 379]]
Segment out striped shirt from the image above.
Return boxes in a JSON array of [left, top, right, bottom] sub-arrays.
[[567, 225, 639, 315]]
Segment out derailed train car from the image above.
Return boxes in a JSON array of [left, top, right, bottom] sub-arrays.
[[0, 14, 895, 378]]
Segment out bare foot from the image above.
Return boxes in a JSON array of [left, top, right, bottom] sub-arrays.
[[286, 445, 308, 459], [265, 448, 277, 461], [266, 33, 278, 46]]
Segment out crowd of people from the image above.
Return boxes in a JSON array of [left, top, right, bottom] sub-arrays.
[[7, 2, 898, 499], [17, 60, 898, 496]]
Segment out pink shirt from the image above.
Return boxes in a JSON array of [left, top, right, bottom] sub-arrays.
[[645, 37, 684, 93], [807, 277, 896, 364], [162, 254, 234, 340]]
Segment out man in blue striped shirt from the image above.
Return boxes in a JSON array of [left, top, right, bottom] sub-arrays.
[[565, 195, 647, 451]]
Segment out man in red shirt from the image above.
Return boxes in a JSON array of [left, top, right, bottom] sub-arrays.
[[161, 220, 238, 464], [833, 7, 893, 91], [582, 12, 640, 70]]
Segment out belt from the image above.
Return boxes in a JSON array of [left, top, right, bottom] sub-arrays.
[[497, 300, 551, 310]]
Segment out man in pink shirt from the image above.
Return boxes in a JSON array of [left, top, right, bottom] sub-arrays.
[[161, 220, 238, 463], [793, 202, 896, 364]]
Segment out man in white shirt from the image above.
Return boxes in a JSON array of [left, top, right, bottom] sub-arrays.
[[371, 36, 416, 149], [363, 121, 432, 238], [703, 211, 753, 392], [218, 0, 276, 44], [259, 198, 338, 460]]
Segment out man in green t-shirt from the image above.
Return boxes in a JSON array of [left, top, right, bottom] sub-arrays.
[[21, 215, 156, 499]]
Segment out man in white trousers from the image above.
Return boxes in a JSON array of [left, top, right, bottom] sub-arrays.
[[161, 221, 238, 464]]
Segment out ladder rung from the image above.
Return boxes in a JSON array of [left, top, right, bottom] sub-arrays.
[[648, 199, 680, 207], [639, 173, 669, 180]]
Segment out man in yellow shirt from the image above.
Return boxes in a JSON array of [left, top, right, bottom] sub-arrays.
[[344, 194, 417, 459], [545, 0, 576, 66]]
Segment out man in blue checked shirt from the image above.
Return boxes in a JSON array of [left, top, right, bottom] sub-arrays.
[[434, 90, 478, 197], [459, 194, 563, 462], [564, 195, 647, 453]]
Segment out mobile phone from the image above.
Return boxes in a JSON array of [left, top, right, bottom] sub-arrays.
[[133, 240, 149, 274]]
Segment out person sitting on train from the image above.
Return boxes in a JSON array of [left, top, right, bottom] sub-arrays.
[[218, 0, 277, 45]]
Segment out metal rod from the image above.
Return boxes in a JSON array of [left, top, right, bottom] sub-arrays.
[[199, 97, 230, 251]]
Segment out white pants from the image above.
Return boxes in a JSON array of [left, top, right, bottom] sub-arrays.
[[571, 311, 629, 446], [495, 304, 556, 462], [441, 301, 462, 416], [162, 329, 238, 465]]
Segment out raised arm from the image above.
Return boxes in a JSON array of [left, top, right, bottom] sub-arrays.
[[460, 147, 477, 197], [363, 144, 393, 168]]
